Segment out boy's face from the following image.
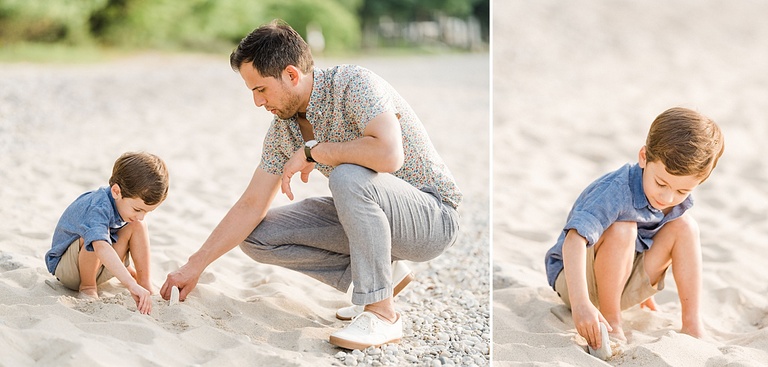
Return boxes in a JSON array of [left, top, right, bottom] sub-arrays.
[[639, 147, 702, 212], [111, 184, 160, 223], [239, 62, 303, 120]]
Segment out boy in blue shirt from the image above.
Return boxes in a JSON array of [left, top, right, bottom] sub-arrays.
[[46, 152, 169, 315], [545, 107, 724, 350]]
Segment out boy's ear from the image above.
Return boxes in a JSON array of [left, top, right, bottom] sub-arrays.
[[110, 184, 122, 199], [638, 146, 648, 168]]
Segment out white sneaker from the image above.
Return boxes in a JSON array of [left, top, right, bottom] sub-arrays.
[[330, 311, 403, 350], [335, 261, 414, 320]]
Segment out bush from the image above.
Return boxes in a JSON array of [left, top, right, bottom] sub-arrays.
[[264, 0, 361, 54], [89, 0, 268, 51], [0, 0, 369, 54], [0, 0, 106, 44]]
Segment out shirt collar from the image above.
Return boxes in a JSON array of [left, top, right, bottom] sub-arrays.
[[629, 163, 651, 210], [103, 186, 124, 223]]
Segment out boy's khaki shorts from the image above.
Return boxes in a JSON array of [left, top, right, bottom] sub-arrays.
[[54, 239, 130, 291], [554, 245, 666, 311]]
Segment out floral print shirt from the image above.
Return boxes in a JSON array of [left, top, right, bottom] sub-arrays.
[[257, 64, 462, 208]]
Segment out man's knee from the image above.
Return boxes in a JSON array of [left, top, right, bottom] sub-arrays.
[[239, 238, 267, 263], [328, 164, 375, 195]]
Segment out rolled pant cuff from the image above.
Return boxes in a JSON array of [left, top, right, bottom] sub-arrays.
[[352, 286, 391, 306]]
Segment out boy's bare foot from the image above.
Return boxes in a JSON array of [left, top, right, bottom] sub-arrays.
[[681, 323, 705, 339], [607, 322, 627, 343], [78, 286, 99, 299]]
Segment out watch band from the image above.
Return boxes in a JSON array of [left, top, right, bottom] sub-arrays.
[[304, 140, 318, 163]]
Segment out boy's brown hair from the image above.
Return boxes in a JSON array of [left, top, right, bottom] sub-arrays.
[[109, 152, 169, 205], [229, 19, 314, 78], [645, 107, 724, 183]]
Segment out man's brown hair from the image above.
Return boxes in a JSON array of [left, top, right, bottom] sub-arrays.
[[645, 107, 724, 182], [229, 19, 314, 79], [109, 152, 169, 205]]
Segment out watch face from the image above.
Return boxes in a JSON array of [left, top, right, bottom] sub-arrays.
[[306, 140, 318, 148]]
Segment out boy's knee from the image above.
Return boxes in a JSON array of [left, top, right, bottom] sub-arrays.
[[604, 221, 638, 241], [122, 220, 148, 236], [664, 213, 699, 239]]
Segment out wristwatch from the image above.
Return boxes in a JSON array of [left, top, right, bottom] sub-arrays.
[[304, 140, 319, 162]]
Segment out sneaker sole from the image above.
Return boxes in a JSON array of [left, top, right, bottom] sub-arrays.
[[393, 272, 414, 298], [335, 272, 414, 321], [329, 335, 402, 350]]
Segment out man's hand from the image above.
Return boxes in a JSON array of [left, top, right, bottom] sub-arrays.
[[160, 262, 202, 302], [280, 148, 315, 200], [572, 302, 613, 350]]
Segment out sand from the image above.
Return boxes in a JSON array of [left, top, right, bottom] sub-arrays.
[[493, 0, 768, 366], [0, 52, 489, 366]]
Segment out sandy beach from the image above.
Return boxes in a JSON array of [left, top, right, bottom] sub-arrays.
[[0, 52, 489, 366], [493, 0, 768, 366]]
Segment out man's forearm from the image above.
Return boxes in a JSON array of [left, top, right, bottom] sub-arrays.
[[311, 136, 404, 173]]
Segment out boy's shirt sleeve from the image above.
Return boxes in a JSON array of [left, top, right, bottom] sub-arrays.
[[78, 203, 115, 252], [563, 178, 629, 246]]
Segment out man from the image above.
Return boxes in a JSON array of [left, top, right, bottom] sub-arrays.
[[160, 20, 462, 349]]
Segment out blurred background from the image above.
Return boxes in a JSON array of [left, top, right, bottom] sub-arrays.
[[0, 0, 489, 61]]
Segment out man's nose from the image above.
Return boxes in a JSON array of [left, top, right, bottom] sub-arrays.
[[253, 93, 266, 107]]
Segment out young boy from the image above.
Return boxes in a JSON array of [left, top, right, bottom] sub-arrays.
[[45, 152, 169, 315], [544, 107, 724, 350]]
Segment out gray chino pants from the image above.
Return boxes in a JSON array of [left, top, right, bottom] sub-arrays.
[[240, 164, 460, 306]]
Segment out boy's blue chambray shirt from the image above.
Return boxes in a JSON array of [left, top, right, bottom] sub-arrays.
[[45, 186, 126, 274], [544, 163, 693, 288]]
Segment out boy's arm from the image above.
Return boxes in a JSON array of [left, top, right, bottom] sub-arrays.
[[160, 167, 281, 301], [92, 240, 151, 314], [562, 229, 610, 349]]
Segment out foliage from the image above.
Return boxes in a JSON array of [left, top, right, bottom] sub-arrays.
[[88, 0, 268, 51], [0, 0, 106, 44], [360, 0, 483, 23], [264, 0, 360, 53], [0, 0, 487, 54]]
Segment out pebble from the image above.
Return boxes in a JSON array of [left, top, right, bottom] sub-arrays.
[[330, 201, 489, 366]]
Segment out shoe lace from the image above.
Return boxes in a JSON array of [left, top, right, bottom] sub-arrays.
[[351, 312, 378, 333]]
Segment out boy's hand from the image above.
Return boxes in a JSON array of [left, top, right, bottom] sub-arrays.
[[280, 148, 315, 201], [128, 284, 152, 315], [572, 302, 612, 349]]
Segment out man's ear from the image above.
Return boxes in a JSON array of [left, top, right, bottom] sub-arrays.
[[638, 146, 648, 168], [283, 65, 301, 86], [110, 183, 122, 199]]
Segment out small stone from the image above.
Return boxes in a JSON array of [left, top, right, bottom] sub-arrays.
[[169, 286, 180, 306]]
